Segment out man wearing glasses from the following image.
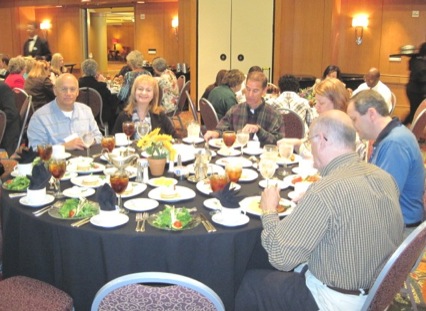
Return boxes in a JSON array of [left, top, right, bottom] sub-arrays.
[[235, 110, 403, 310]]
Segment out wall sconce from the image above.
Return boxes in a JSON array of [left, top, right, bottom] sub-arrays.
[[352, 15, 368, 45], [40, 20, 52, 39], [171, 17, 179, 39]]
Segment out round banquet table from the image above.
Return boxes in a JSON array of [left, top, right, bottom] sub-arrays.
[[0, 145, 291, 311]]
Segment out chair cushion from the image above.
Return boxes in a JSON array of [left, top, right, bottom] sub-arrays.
[[0, 276, 73, 311], [99, 284, 217, 311]]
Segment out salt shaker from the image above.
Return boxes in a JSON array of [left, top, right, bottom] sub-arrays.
[[137, 159, 149, 183]]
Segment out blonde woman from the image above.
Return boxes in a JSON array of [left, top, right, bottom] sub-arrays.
[[112, 75, 177, 138], [24, 60, 55, 110], [50, 53, 67, 84]]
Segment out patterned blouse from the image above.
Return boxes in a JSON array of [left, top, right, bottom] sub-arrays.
[[156, 69, 179, 114]]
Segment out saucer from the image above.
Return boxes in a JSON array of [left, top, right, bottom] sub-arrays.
[[203, 198, 222, 210], [243, 148, 263, 156], [19, 194, 55, 207], [211, 213, 250, 227], [216, 157, 253, 168], [258, 179, 289, 189], [63, 186, 96, 198], [90, 213, 129, 228], [239, 169, 259, 182], [124, 198, 159, 212], [217, 148, 241, 157], [182, 137, 204, 144]]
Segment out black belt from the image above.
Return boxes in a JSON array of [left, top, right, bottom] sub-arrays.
[[326, 285, 369, 296], [406, 221, 422, 228]]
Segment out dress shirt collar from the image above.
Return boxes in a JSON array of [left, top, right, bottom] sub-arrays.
[[319, 152, 360, 177], [372, 117, 401, 148]]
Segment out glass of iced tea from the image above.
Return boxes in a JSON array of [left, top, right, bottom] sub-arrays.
[[37, 144, 53, 162], [209, 173, 229, 192], [222, 131, 236, 148], [48, 157, 67, 198], [101, 135, 116, 152], [225, 162, 242, 183], [110, 169, 129, 214]]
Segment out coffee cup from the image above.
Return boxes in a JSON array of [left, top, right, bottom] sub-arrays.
[[13, 163, 33, 176], [115, 133, 128, 146], [247, 140, 260, 150], [52, 144, 66, 159], [27, 187, 47, 205], [220, 206, 243, 222]]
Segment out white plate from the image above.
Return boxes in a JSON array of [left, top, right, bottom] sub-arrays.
[[211, 213, 250, 227], [288, 191, 298, 200], [103, 166, 137, 179], [90, 213, 129, 228], [119, 182, 147, 198], [215, 157, 253, 168], [217, 148, 241, 157], [196, 180, 241, 195], [243, 148, 263, 156], [186, 164, 224, 175], [276, 154, 302, 166], [63, 186, 96, 198], [124, 198, 159, 212], [283, 174, 298, 187], [239, 169, 259, 182], [203, 198, 222, 210], [148, 186, 196, 202], [70, 175, 106, 188], [147, 177, 178, 188], [239, 196, 295, 217], [52, 152, 71, 159], [182, 137, 204, 144], [115, 140, 132, 147], [68, 162, 106, 175], [292, 166, 318, 176], [61, 171, 78, 181], [19, 194, 55, 208], [258, 179, 289, 189]]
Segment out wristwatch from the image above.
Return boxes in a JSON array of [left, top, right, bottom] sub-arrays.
[[262, 210, 277, 216]]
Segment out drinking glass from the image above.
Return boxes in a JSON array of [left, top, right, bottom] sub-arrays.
[[222, 131, 236, 148], [278, 143, 294, 177], [236, 130, 249, 155], [122, 121, 135, 144], [187, 121, 201, 143], [263, 144, 279, 162], [209, 173, 229, 192], [82, 132, 95, 157], [110, 169, 129, 214], [225, 161, 242, 183], [101, 135, 116, 152], [136, 121, 150, 139], [259, 158, 276, 187], [48, 157, 67, 198], [37, 144, 52, 162]]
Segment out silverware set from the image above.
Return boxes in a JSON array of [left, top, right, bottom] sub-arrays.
[[200, 214, 216, 233], [135, 212, 149, 232], [71, 217, 91, 227], [32, 201, 62, 217]]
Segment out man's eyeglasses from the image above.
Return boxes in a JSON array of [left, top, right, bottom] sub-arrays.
[[304, 134, 328, 150]]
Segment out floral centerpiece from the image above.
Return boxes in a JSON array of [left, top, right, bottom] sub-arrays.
[[298, 87, 316, 107], [137, 128, 176, 176]]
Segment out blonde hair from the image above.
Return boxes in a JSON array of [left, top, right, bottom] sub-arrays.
[[28, 60, 50, 79], [124, 75, 163, 116], [314, 78, 349, 112], [50, 53, 64, 76]]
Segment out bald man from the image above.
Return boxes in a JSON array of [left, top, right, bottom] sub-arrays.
[[27, 73, 102, 150], [352, 67, 393, 112]]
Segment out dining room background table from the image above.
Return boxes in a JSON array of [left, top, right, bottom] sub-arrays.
[[1, 143, 295, 311]]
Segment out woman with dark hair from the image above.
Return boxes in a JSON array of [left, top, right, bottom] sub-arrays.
[[405, 42, 426, 125], [201, 69, 227, 100], [322, 65, 342, 80]]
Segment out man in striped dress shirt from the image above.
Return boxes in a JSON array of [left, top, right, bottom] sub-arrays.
[[235, 110, 403, 311]]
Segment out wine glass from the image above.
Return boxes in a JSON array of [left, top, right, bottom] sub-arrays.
[[82, 132, 95, 157], [259, 158, 276, 187], [37, 144, 52, 162], [48, 157, 67, 198], [136, 121, 150, 139], [122, 121, 135, 145], [236, 130, 249, 156], [110, 169, 129, 214], [278, 143, 294, 177], [263, 144, 279, 162], [101, 135, 116, 152]]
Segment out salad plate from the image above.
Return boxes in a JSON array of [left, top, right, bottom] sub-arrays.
[[211, 213, 249, 227], [2, 176, 30, 192], [203, 198, 222, 211], [19, 194, 54, 208], [124, 198, 159, 212], [147, 206, 201, 231], [196, 180, 241, 195], [239, 169, 259, 182], [215, 157, 253, 168], [119, 182, 147, 198], [147, 177, 178, 188], [148, 186, 196, 202], [90, 213, 129, 228], [48, 199, 99, 220], [63, 186, 96, 198], [239, 196, 295, 217]]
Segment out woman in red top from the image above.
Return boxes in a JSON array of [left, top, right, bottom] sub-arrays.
[[4, 56, 25, 90]]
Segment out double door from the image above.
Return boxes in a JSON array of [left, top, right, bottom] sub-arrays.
[[197, 0, 274, 98]]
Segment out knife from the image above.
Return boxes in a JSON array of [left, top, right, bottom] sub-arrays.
[[71, 217, 91, 227], [200, 214, 216, 233]]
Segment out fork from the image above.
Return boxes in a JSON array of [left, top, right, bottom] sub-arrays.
[[140, 212, 149, 232], [135, 213, 142, 232]]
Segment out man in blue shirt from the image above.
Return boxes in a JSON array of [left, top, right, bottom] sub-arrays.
[[347, 90, 424, 234], [27, 73, 102, 150]]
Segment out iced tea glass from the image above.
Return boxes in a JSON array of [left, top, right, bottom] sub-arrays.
[[37, 144, 53, 162], [209, 173, 229, 192], [222, 131, 236, 148], [101, 135, 116, 152], [110, 169, 129, 214], [225, 162, 242, 183], [48, 157, 67, 198]]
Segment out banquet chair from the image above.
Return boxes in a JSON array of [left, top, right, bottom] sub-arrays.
[[0, 275, 74, 311], [177, 75, 186, 93], [279, 108, 305, 139], [12, 88, 33, 151], [410, 108, 426, 141], [390, 92, 396, 115], [187, 91, 199, 123], [90, 272, 225, 311], [169, 80, 191, 130], [360, 221, 426, 311], [77, 87, 106, 133], [0, 110, 6, 145], [199, 98, 219, 131]]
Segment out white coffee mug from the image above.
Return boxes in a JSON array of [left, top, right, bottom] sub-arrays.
[[27, 187, 47, 205], [247, 140, 260, 150], [13, 163, 33, 176], [220, 207, 243, 223], [115, 133, 128, 146]]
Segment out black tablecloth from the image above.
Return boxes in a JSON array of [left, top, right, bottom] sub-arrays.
[[1, 145, 282, 311]]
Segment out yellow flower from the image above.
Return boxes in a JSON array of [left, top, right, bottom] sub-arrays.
[[137, 127, 175, 159]]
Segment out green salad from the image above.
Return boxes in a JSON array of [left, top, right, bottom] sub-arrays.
[[58, 198, 99, 219], [4, 176, 30, 191], [153, 205, 193, 230]]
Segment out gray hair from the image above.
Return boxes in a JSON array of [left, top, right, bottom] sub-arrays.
[[8, 56, 26, 74], [126, 50, 144, 69], [310, 110, 356, 151], [81, 59, 98, 77], [152, 58, 168, 72], [350, 90, 390, 117]]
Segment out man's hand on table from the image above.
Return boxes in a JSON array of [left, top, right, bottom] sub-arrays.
[[204, 130, 220, 141], [242, 124, 260, 134], [64, 138, 86, 150]]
